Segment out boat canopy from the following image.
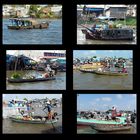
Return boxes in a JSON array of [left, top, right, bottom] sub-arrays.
[[9, 18, 38, 26]]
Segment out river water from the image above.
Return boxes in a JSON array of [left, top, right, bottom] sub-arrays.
[[77, 124, 136, 134], [3, 107, 62, 134], [73, 68, 133, 90], [3, 19, 62, 44], [77, 27, 136, 44], [6, 70, 66, 90]]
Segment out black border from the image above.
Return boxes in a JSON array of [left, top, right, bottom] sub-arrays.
[[1, 0, 140, 138]]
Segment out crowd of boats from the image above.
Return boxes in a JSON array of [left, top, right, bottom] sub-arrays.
[[6, 54, 66, 83], [73, 57, 132, 76], [77, 107, 136, 132]]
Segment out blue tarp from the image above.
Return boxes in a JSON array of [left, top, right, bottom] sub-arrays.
[[85, 8, 104, 12]]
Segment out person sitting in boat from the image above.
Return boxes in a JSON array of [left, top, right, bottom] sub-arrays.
[[45, 64, 54, 77]]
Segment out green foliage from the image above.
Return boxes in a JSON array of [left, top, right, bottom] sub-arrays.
[[11, 72, 21, 79]]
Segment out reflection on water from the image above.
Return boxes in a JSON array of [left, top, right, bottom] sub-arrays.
[[77, 125, 136, 134], [73, 68, 133, 90], [6, 70, 66, 90], [77, 27, 136, 44], [3, 107, 62, 134]]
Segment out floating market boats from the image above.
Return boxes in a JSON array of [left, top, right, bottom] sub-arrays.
[[7, 77, 56, 83], [9, 115, 58, 124], [7, 18, 49, 30], [94, 71, 128, 76]]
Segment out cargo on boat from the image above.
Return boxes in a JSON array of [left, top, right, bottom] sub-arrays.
[[7, 18, 49, 30]]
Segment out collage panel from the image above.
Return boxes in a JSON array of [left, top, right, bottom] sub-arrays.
[[2, 4, 62, 45], [77, 93, 137, 134], [6, 50, 66, 90], [77, 4, 137, 45], [2, 93, 62, 134], [73, 50, 133, 90]]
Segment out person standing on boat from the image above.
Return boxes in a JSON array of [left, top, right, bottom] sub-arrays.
[[111, 106, 117, 121], [43, 101, 53, 120], [122, 60, 127, 73]]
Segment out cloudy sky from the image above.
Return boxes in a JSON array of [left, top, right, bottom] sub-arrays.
[[77, 94, 136, 111], [3, 94, 62, 101], [73, 50, 133, 59]]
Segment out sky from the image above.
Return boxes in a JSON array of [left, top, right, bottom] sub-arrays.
[[73, 50, 133, 59], [77, 94, 136, 111], [3, 94, 62, 101]]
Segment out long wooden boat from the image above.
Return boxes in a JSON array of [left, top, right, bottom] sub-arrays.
[[9, 116, 58, 124], [8, 18, 49, 30], [90, 123, 131, 132], [7, 77, 56, 83], [94, 71, 128, 76], [79, 68, 96, 73], [82, 29, 134, 40]]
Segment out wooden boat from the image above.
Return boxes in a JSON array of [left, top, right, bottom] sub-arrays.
[[94, 70, 128, 76], [82, 28, 134, 40], [9, 116, 58, 124], [7, 77, 56, 83], [7, 18, 49, 30], [90, 123, 131, 132], [79, 68, 96, 73]]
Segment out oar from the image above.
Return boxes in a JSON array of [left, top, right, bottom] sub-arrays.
[[42, 109, 56, 131]]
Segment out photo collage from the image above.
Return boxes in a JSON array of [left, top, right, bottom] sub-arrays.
[[1, 1, 139, 136]]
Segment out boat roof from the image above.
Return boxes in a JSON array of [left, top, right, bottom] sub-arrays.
[[9, 18, 38, 24]]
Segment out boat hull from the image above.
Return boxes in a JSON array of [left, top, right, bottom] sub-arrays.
[[90, 123, 131, 132], [9, 116, 57, 124], [7, 77, 56, 83], [82, 29, 134, 40], [94, 71, 128, 76], [79, 69, 96, 73]]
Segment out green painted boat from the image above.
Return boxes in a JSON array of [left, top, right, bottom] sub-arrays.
[[9, 116, 58, 124], [77, 117, 127, 126]]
